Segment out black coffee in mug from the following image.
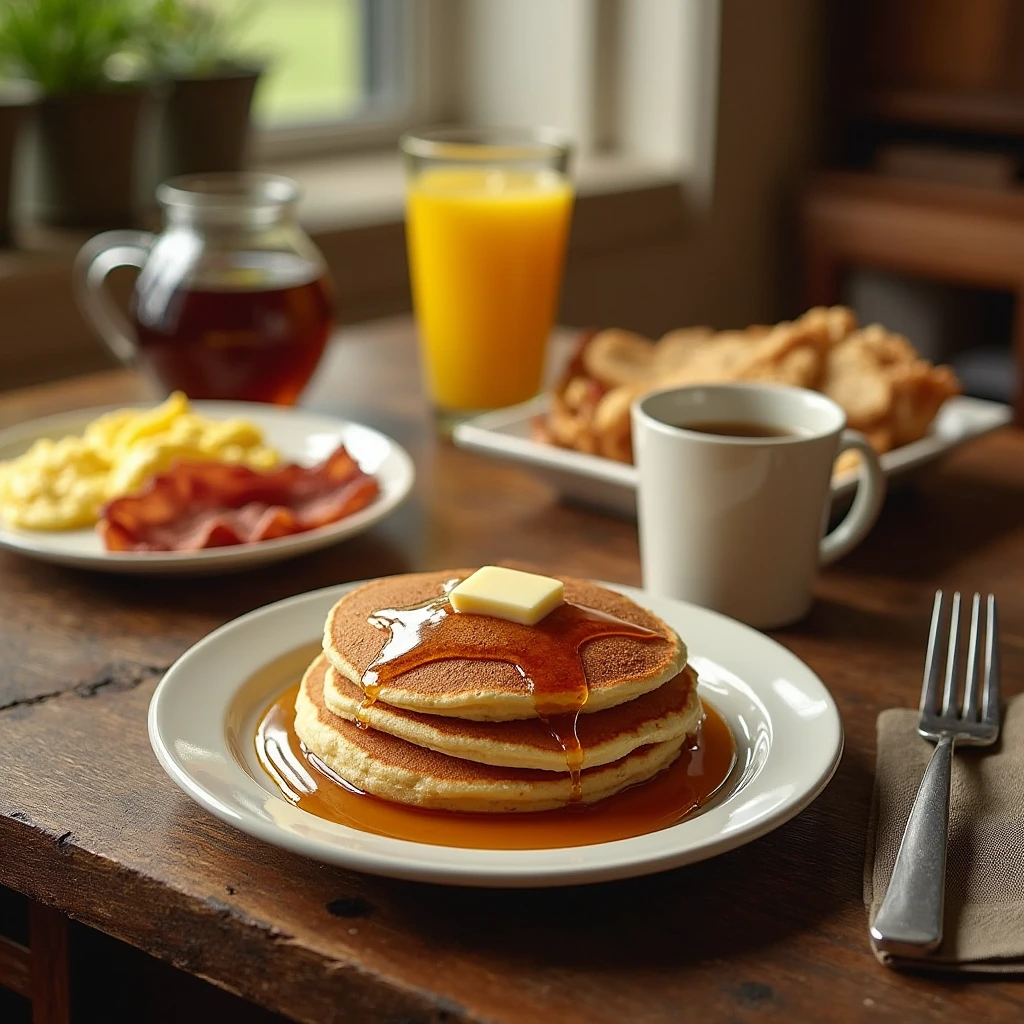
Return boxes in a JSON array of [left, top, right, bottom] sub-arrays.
[[677, 420, 800, 438]]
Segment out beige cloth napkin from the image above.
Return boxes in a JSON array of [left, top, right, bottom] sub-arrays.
[[864, 694, 1024, 971]]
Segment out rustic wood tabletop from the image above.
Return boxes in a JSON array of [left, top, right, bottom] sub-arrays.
[[1, 316, 1023, 1023]]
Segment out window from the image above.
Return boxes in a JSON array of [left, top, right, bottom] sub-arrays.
[[211, 0, 426, 159], [223, 0, 367, 127], [233, 0, 713, 180]]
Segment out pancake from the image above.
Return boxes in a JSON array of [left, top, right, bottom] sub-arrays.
[[296, 656, 688, 812], [323, 661, 702, 771], [323, 569, 687, 720]]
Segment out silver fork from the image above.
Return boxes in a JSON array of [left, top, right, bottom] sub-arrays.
[[871, 590, 1001, 957]]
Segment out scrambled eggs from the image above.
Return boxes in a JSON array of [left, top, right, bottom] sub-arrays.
[[0, 392, 279, 530]]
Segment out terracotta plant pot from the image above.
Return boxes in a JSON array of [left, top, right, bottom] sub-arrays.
[[35, 87, 148, 229], [0, 81, 39, 246], [162, 64, 262, 177]]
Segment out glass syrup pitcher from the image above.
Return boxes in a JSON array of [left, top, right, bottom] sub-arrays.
[[75, 173, 334, 405]]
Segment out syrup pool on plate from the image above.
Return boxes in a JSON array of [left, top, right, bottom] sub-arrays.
[[255, 680, 736, 851]]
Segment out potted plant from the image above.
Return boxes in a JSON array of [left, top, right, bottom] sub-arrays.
[[0, 78, 39, 246], [0, 0, 147, 228], [144, 0, 264, 178]]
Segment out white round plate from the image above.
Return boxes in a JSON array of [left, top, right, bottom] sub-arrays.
[[0, 402, 414, 574], [149, 580, 843, 887]]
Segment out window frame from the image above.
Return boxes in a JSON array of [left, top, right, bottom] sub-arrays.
[[250, 0, 718, 201], [249, 0, 441, 163]]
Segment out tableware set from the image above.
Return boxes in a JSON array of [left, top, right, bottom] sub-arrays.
[[871, 590, 1001, 957], [75, 173, 333, 406], [8, 136, 1001, 944], [0, 402, 414, 573], [148, 580, 843, 887], [451, 392, 1011, 519], [632, 382, 885, 629], [400, 127, 573, 433]]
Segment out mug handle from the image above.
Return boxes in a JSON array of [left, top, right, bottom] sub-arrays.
[[819, 429, 887, 566], [73, 230, 154, 366]]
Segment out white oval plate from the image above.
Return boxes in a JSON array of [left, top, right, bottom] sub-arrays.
[[0, 402, 414, 574], [149, 580, 843, 887], [453, 394, 1013, 519]]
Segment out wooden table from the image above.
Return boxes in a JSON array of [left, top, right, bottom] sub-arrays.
[[2, 316, 1023, 1023]]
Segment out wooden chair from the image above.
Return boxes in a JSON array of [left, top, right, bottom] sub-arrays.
[[800, 170, 1024, 420], [0, 901, 70, 1024]]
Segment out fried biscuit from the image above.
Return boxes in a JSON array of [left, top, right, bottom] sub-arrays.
[[545, 306, 959, 466]]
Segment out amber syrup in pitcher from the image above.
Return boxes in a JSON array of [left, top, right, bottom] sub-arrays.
[[131, 251, 332, 405]]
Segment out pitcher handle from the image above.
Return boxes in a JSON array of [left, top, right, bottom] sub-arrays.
[[74, 230, 154, 366], [819, 429, 887, 565]]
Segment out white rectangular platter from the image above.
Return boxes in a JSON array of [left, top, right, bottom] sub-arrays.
[[453, 395, 1012, 519]]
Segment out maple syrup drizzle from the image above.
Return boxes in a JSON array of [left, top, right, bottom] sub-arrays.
[[255, 681, 737, 850], [358, 581, 663, 801]]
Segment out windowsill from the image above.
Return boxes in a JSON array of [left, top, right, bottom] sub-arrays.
[[0, 149, 685, 271], [0, 150, 690, 390], [265, 149, 685, 234]]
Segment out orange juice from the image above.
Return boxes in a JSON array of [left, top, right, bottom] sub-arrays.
[[405, 167, 574, 411]]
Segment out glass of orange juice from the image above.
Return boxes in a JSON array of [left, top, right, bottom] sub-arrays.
[[401, 127, 574, 431]]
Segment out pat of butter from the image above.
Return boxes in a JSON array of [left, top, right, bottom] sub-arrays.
[[449, 566, 564, 626]]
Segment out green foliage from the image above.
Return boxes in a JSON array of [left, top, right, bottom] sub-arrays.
[[0, 0, 142, 94], [140, 0, 261, 78], [0, 0, 260, 94]]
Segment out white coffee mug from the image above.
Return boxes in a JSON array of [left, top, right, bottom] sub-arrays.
[[631, 383, 886, 629]]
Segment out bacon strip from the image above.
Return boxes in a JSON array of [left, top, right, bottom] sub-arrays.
[[99, 447, 380, 552]]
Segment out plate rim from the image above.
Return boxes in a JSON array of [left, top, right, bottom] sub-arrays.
[[452, 393, 1013, 500], [148, 578, 844, 887], [0, 401, 415, 571]]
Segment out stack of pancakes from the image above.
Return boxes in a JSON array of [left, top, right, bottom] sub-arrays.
[[295, 569, 703, 813]]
